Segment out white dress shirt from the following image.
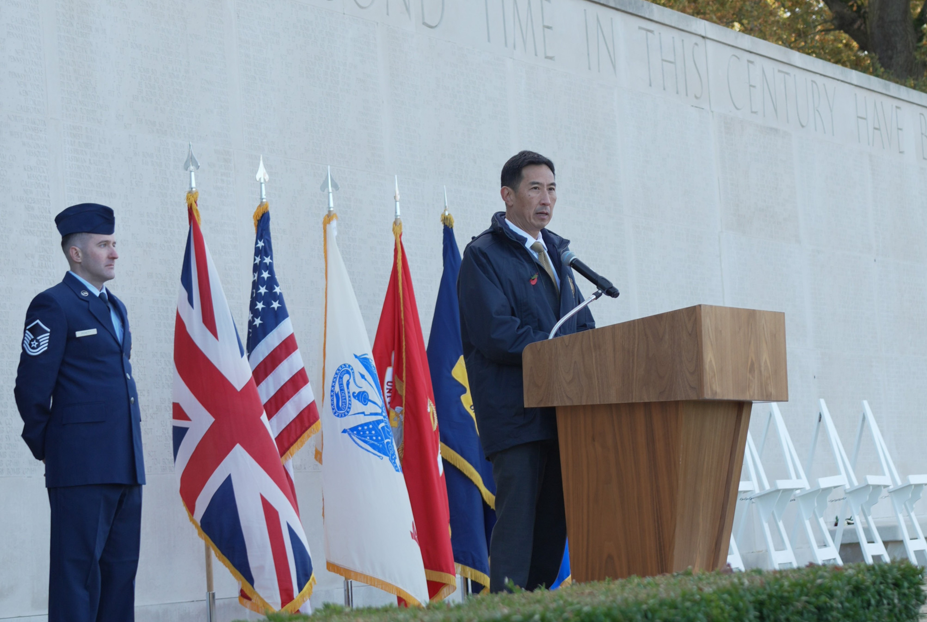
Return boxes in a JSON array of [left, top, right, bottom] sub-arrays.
[[503, 217, 560, 289]]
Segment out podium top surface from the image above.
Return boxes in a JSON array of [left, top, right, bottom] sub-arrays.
[[523, 305, 788, 407]]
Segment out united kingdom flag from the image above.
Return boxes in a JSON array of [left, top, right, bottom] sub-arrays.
[[172, 192, 315, 613]]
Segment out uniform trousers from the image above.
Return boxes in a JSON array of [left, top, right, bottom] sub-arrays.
[[48, 484, 142, 622], [488, 439, 566, 593]]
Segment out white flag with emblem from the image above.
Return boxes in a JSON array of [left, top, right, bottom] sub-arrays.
[[319, 212, 428, 606]]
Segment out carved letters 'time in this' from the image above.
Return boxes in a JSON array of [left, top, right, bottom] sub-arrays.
[[638, 26, 705, 101], [485, 0, 555, 59], [585, 9, 616, 75]]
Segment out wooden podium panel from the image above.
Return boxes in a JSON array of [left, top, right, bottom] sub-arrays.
[[557, 400, 749, 581], [523, 304, 787, 407], [522, 305, 787, 582]]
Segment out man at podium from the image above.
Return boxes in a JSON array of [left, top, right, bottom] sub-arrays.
[[458, 151, 595, 593]]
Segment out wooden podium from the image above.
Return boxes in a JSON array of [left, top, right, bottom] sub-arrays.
[[523, 305, 788, 582]]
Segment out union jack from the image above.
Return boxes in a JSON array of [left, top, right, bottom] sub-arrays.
[[246, 203, 320, 465], [172, 193, 315, 613]]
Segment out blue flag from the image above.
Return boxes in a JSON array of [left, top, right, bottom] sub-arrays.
[[426, 214, 496, 592], [551, 540, 570, 589]]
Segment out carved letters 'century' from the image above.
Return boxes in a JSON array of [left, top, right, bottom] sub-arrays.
[[340, 0, 926, 157], [725, 53, 836, 135]]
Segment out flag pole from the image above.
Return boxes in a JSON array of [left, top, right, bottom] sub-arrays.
[[205, 547, 216, 621], [320, 165, 351, 608], [185, 143, 215, 622], [334, 152, 353, 603], [343, 579, 354, 607], [256, 155, 268, 204], [184, 142, 199, 193], [321, 165, 339, 215], [393, 175, 401, 223], [445, 185, 467, 602]]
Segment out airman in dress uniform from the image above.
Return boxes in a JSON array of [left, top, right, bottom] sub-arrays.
[[14, 203, 145, 622]]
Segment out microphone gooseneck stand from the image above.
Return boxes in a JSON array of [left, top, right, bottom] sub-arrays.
[[548, 289, 604, 340], [548, 250, 622, 339]]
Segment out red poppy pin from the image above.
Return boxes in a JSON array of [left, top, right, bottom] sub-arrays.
[[530, 273, 538, 285]]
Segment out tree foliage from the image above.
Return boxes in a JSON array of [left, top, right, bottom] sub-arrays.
[[650, 0, 927, 91]]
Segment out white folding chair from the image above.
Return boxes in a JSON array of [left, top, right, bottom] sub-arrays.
[[727, 477, 753, 572], [815, 399, 890, 564], [850, 401, 927, 565], [732, 405, 805, 570], [791, 400, 848, 565]]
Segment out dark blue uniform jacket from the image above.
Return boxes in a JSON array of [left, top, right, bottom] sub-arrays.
[[14, 272, 145, 488], [458, 212, 595, 458]]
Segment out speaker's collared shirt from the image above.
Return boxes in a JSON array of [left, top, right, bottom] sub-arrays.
[[68, 271, 124, 344], [503, 217, 561, 289]]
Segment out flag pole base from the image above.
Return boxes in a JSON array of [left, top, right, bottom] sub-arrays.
[[205, 542, 216, 622], [206, 591, 216, 622], [344, 578, 353, 608]]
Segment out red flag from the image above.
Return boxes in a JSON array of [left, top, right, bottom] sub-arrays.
[[373, 221, 456, 602]]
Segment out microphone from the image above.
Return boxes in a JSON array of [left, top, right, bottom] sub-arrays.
[[561, 250, 620, 298]]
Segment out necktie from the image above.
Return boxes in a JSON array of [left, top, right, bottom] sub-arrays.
[[531, 241, 559, 295], [99, 291, 121, 343]]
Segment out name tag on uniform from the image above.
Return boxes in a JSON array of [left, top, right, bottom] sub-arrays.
[[75, 329, 97, 338]]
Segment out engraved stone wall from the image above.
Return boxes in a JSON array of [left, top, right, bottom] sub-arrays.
[[2, 0, 927, 616]]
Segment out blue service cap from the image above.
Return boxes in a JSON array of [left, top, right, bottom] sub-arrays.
[[55, 203, 115, 237]]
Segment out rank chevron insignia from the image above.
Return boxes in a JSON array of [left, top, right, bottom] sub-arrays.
[[23, 320, 50, 356]]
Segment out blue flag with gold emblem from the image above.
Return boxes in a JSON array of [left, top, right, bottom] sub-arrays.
[[426, 212, 496, 592]]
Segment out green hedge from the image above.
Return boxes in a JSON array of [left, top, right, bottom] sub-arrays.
[[246, 562, 925, 622]]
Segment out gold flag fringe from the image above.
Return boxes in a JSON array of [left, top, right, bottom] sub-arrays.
[[392, 219, 407, 463], [425, 570, 458, 601], [321, 211, 338, 395], [455, 563, 490, 591], [186, 191, 202, 225], [441, 211, 454, 228], [280, 419, 321, 464], [239, 572, 316, 615], [253, 201, 270, 232], [318, 211, 338, 468], [440, 443, 496, 509], [182, 502, 315, 614], [326, 562, 424, 607]]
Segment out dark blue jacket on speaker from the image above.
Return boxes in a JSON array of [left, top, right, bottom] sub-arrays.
[[14, 272, 145, 488], [457, 211, 595, 458]]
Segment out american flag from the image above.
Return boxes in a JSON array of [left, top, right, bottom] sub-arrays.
[[246, 204, 320, 465], [172, 193, 315, 613]]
